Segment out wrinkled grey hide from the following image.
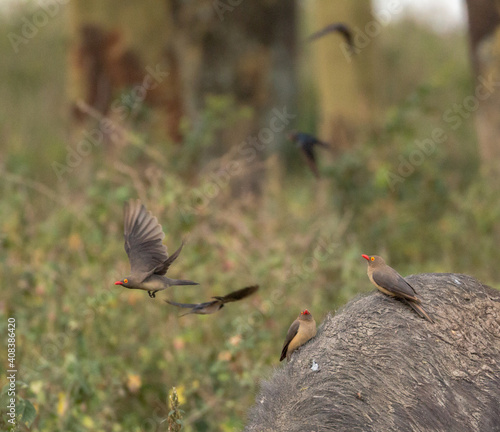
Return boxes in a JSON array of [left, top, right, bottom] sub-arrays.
[[245, 273, 500, 432]]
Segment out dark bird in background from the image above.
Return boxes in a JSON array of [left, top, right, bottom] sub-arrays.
[[280, 309, 317, 362], [288, 131, 332, 178], [165, 285, 259, 316], [362, 254, 434, 323], [307, 22, 354, 52], [114, 199, 198, 298]]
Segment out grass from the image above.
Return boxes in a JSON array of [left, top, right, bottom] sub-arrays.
[[1, 7, 500, 432]]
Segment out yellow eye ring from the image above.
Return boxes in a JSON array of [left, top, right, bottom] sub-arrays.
[[370, 257, 374, 261], [124, 278, 128, 283]]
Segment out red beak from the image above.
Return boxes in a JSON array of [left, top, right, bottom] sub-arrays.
[[114, 281, 123, 285], [362, 254, 369, 261]]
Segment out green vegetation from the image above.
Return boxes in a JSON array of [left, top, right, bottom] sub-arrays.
[[1, 7, 499, 432], [168, 387, 184, 431]]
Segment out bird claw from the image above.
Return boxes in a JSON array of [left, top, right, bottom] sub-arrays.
[[148, 290, 158, 298]]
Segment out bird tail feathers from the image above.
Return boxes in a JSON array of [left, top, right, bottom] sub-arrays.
[[168, 279, 199, 286], [404, 299, 434, 323]]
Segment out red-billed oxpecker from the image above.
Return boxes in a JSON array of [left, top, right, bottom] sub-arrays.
[[165, 285, 259, 316], [280, 309, 317, 362], [288, 131, 332, 178], [362, 254, 434, 323], [114, 199, 198, 298]]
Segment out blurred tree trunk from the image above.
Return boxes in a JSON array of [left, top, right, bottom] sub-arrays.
[[70, 0, 296, 192], [67, 1, 181, 142], [464, 0, 500, 174], [67, 0, 296, 190], [166, 0, 296, 190], [306, 0, 375, 151]]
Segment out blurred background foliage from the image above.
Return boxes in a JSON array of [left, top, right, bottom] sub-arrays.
[[1, 1, 500, 431]]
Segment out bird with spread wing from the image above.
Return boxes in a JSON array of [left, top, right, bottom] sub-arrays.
[[165, 285, 259, 316], [114, 199, 198, 298]]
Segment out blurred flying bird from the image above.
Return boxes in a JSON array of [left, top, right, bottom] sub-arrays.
[[362, 254, 434, 323], [280, 309, 317, 362], [307, 22, 354, 52], [114, 199, 198, 298], [165, 285, 259, 316], [288, 131, 332, 178]]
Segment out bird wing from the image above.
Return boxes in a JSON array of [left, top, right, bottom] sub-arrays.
[[402, 299, 434, 323], [214, 285, 259, 303], [315, 140, 332, 151], [280, 320, 300, 361], [294, 132, 314, 143], [372, 269, 420, 302], [301, 144, 320, 178], [152, 241, 184, 276], [123, 200, 169, 282], [165, 299, 221, 316], [295, 133, 331, 151], [164, 300, 199, 309], [307, 23, 354, 50]]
